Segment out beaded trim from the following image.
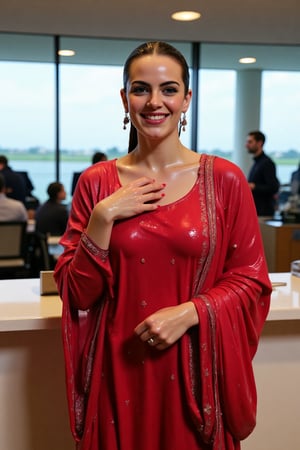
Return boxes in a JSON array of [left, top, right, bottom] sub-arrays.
[[81, 232, 109, 261]]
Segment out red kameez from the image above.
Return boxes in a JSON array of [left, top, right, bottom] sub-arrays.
[[54, 154, 271, 450]]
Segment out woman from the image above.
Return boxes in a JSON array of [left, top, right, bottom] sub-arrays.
[[54, 41, 271, 450]]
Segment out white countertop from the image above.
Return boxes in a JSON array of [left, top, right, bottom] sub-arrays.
[[268, 272, 300, 321], [0, 273, 299, 332], [0, 278, 61, 331]]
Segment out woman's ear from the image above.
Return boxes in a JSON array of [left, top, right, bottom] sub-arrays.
[[120, 88, 128, 112], [182, 89, 192, 113]]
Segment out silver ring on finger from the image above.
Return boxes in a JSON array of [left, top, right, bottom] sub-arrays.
[[147, 337, 155, 345]]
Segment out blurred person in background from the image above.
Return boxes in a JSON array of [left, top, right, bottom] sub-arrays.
[[0, 155, 26, 204], [71, 151, 108, 195], [91, 151, 108, 165], [0, 173, 28, 221], [290, 162, 300, 195], [246, 131, 280, 217], [35, 182, 68, 236]]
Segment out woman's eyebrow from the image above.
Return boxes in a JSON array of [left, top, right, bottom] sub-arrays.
[[131, 80, 180, 86]]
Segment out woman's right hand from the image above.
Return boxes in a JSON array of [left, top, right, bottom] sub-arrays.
[[85, 177, 165, 248], [94, 177, 165, 223]]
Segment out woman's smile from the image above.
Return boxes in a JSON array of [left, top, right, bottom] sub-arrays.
[[141, 113, 169, 124]]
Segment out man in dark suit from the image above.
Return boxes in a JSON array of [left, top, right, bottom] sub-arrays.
[[246, 131, 280, 216]]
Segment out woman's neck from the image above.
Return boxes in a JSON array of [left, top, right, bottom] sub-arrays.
[[129, 134, 188, 170]]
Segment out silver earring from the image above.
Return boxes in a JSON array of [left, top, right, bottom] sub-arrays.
[[123, 112, 130, 130], [180, 113, 187, 132]]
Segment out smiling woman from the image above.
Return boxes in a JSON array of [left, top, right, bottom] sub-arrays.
[[54, 41, 271, 450]]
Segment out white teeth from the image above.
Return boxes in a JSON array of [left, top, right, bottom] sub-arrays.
[[144, 115, 165, 120]]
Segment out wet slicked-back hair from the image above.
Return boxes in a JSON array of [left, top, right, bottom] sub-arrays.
[[123, 41, 190, 152]]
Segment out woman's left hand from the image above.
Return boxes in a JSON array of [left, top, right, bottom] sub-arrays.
[[134, 302, 199, 350]]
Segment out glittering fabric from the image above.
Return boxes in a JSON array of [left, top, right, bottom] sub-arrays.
[[54, 156, 271, 450]]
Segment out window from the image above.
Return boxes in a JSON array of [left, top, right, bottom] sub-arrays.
[[261, 71, 300, 184], [0, 34, 55, 203], [198, 69, 236, 158]]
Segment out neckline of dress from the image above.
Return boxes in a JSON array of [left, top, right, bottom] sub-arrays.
[[113, 154, 202, 211]]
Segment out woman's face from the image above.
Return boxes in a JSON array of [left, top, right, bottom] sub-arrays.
[[121, 54, 191, 142]]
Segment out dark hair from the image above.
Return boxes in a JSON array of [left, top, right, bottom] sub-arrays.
[[248, 131, 266, 145], [0, 173, 5, 191], [47, 182, 64, 201], [123, 41, 190, 152], [0, 155, 8, 166], [92, 152, 107, 164]]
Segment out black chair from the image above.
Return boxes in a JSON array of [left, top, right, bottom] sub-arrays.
[[0, 221, 28, 279], [71, 171, 82, 195], [25, 231, 52, 276]]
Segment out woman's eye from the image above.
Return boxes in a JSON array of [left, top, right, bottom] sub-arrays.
[[131, 86, 149, 95], [163, 87, 178, 95]]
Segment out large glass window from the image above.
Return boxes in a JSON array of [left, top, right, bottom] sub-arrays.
[[199, 43, 300, 186], [0, 34, 55, 204], [261, 71, 300, 184], [198, 69, 236, 157], [59, 63, 125, 198], [2, 33, 300, 209]]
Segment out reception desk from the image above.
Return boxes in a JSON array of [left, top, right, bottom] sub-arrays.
[[259, 219, 300, 272], [0, 279, 73, 450], [0, 274, 300, 450]]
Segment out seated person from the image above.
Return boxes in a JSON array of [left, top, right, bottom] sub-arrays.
[[291, 163, 300, 195], [71, 151, 108, 195], [0, 173, 28, 222], [35, 182, 68, 236]]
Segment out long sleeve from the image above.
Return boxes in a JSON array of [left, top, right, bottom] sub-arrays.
[[54, 163, 117, 310], [251, 158, 279, 195], [53, 161, 119, 441]]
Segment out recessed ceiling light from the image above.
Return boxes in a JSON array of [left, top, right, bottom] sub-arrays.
[[239, 57, 256, 64], [58, 49, 76, 57], [171, 11, 201, 21]]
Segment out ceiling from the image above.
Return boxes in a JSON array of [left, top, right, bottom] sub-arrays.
[[1, 0, 300, 45], [1, 0, 300, 71]]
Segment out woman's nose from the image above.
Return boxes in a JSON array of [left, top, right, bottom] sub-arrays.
[[146, 91, 161, 108]]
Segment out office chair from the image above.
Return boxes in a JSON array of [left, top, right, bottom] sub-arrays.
[[0, 221, 28, 278]]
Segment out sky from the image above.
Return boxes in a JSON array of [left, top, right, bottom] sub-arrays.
[[0, 61, 300, 153]]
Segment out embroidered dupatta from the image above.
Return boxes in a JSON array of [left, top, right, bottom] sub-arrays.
[[181, 155, 271, 448]]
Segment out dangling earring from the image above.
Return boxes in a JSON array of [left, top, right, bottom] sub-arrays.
[[123, 112, 130, 130], [180, 113, 187, 132]]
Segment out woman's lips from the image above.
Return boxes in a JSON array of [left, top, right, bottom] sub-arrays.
[[141, 114, 168, 123]]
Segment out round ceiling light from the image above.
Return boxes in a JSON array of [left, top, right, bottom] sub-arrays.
[[239, 57, 256, 64], [58, 49, 76, 57], [171, 11, 201, 21]]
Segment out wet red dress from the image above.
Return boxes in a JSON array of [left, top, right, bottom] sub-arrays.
[[54, 155, 271, 450]]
